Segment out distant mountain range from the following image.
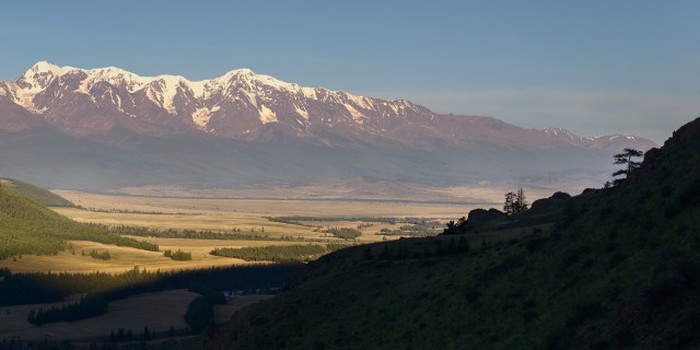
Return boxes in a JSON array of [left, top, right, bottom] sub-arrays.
[[0, 62, 657, 191]]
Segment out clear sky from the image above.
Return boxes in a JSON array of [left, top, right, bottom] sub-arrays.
[[1, 0, 698, 143]]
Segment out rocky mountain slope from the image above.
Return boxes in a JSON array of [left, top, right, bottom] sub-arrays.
[[0, 62, 656, 190], [206, 117, 700, 349]]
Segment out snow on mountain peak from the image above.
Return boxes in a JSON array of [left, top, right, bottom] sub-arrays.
[[544, 127, 580, 136], [0, 62, 658, 155], [79, 66, 152, 94], [217, 68, 312, 96], [146, 75, 190, 113], [10, 61, 75, 112], [4, 61, 443, 132], [224, 68, 255, 76], [215, 68, 325, 101], [18, 61, 75, 90], [26, 61, 75, 76]]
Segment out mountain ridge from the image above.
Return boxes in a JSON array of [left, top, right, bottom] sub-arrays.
[[0, 61, 657, 191], [0, 61, 655, 152]]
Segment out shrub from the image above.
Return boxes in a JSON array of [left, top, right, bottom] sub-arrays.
[[184, 296, 213, 333], [169, 249, 192, 261], [323, 228, 361, 239], [89, 249, 111, 260], [211, 245, 327, 262]]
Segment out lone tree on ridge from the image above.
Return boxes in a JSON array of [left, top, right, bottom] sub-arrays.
[[612, 148, 643, 185], [504, 188, 528, 215]]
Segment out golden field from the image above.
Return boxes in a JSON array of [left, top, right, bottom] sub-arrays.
[[0, 189, 494, 274]]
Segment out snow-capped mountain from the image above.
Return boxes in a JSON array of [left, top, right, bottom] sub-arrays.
[[1, 61, 430, 141], [541, 127, 655, 152], [0, 62, 658, 191], [0, 61, 655, 152]]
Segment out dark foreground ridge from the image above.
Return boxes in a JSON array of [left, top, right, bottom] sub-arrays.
[[206, 117, 700, 349]]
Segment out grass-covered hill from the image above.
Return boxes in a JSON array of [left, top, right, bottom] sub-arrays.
[[0, 182, 157, 260], [0, 177, 74, 207], [207, 118, 700, 350]]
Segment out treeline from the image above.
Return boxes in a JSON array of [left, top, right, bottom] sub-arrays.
[[163, 249, 192, 261], [379, 221, 442, 237], [88, 223, 305, 242], [28, 286, 222, 330], [211, 244, 351, 263], [108, 326, 177, 343], [88, 249, 111, 260], [14, 264, 301, 325], [0, 335, 198, 350], [1, 264, 301, 308], [323, 227, 362, 239], [76, 206, 199, 215], [0, 234, 64, 260], [27, 295, 107, 326], [270, 216, 441, 225], [0, 229, 158, 260]]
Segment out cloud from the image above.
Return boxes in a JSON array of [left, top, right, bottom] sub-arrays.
[[363, 89, 700, 144]]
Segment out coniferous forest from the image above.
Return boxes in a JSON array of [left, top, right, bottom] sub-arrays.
[[2, 264, 300, 325], [0, 184, 158, 260]]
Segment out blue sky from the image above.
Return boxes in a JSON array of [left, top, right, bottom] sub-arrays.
[[1, 0, 697, 142]]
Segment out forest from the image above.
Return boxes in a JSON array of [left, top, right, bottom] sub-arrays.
[[0, 184, 158, 260], [210, 244, 351, 263], [88, 223, 305, 242], [1, 264, 300, 327]]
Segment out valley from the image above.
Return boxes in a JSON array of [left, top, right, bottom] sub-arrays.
[[0, 2, 691, 348], [0, 180, 503, 345], [0, 124, 694, 348], [11, 189, 490, 274]]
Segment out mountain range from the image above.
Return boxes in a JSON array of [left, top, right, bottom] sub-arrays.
[[0, 62, 656, 191]]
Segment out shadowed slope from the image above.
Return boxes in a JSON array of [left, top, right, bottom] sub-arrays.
[[207, 117, 700, 349]]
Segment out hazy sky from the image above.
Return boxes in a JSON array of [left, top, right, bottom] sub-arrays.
[[1, 1, 697, 143]]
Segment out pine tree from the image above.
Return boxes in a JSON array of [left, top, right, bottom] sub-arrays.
[[612, 148, 643, 185], [514, 188, 529, 214], [505, 189, 528, 215], [504, 191, 516, 215]]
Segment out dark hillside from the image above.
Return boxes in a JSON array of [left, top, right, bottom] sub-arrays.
[[442, 191, 572, 235], [0, 182, 156, 259], [207, 117, 700, 350]]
